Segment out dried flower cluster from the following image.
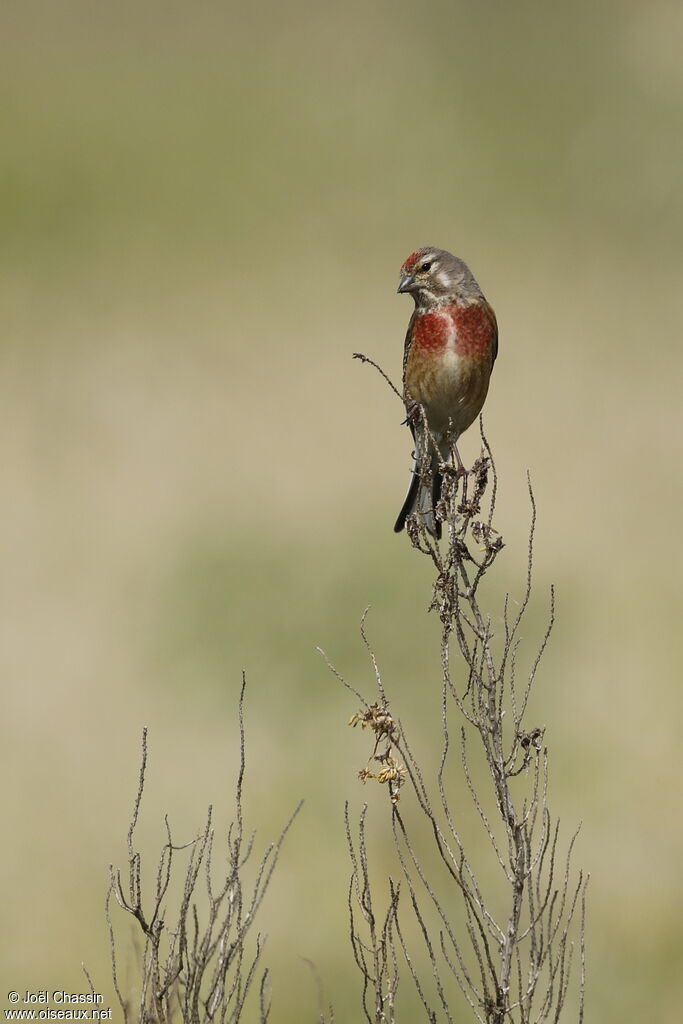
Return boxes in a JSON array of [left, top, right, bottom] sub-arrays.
[[349, 702, 405, 803]]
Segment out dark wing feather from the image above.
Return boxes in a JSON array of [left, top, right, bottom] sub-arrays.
[[401, 308, 418, 403], [482, 299, 499, 369]]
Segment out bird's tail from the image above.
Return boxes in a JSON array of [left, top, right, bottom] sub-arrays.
[[393, 458, 443, 539]]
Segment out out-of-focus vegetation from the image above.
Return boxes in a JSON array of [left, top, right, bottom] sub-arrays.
[[1, 1, 681, 1020]]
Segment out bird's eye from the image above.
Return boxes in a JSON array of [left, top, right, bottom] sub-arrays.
[[420, 261, 432, 272]]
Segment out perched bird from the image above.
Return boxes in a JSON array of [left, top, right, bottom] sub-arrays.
[[394, 247, 498, 538]]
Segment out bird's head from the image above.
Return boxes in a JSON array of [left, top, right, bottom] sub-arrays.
[[397, 247, 481, 304]]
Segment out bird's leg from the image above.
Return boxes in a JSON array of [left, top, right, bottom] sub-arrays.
[[452, 440, 467, 478], [450, 440, 466, 503], [446, 437, 468, 506], [439, 434, 466, 479]]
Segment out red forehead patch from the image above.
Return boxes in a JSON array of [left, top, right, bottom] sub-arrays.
[[400, 247, 431, 274]]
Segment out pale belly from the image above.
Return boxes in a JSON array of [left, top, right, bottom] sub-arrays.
[[408, 345, 490, 441]]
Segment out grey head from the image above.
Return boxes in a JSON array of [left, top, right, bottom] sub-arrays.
[[397, 246, 483, 305]]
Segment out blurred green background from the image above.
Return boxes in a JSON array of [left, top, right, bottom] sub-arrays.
[[2, 0, 682, 1019]]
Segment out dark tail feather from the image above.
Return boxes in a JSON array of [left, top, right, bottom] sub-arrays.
[[394, 465, 442, 539], [393, 470, 419, 534]]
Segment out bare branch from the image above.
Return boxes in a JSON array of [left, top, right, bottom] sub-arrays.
[[327, 377, 587, 1022], [107, 682, 301, 1024]]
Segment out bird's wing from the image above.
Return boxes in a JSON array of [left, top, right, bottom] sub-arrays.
[[483, 299, 499, 369], [402, 308, 418, 402]]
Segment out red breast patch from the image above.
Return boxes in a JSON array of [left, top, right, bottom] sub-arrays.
[[411, 304, 496, 358], [449, 303, 496, 358], [412, 311, 450, 351]]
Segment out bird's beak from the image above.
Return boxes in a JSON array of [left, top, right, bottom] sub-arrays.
[[397, 274, 415, 294]]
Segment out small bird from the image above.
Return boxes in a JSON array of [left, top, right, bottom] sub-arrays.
[[394, 247, 498, 538]]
